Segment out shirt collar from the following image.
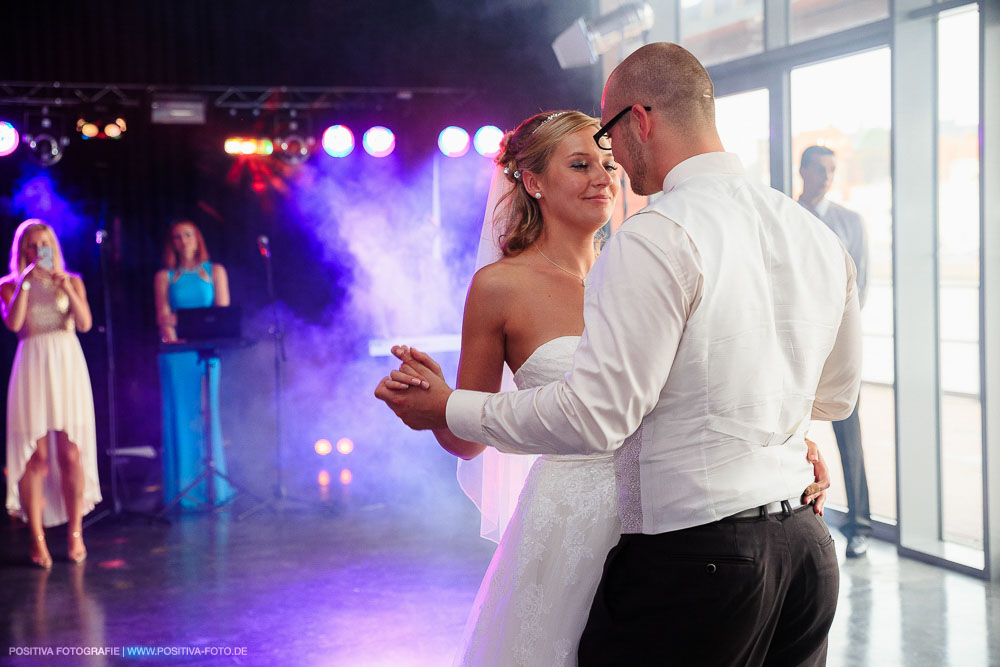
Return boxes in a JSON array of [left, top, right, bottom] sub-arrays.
[[661, 152, 745, 194]]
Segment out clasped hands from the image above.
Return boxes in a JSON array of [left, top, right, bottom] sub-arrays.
[[373, 346, 453, 431], [374, 346, 830, 514]]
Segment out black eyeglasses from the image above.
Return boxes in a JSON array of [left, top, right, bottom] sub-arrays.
[[593, 105, 652, 150]]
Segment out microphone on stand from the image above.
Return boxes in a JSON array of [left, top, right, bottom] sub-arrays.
[[257, 235, 271, 259]]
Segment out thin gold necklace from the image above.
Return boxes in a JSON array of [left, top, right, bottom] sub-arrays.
[[535, 245, 585, 286]]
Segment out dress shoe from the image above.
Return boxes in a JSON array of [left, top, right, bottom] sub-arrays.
[[846, 535, 869, 558]]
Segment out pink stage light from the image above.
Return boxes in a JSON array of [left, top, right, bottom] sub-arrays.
[[314, 439, 333, 456], [438, 126, 470, 157], [0, 122, 19, 157], [322, 125, 355, 157], [473, 125, 503, 157], [362, 126, 395, 158]]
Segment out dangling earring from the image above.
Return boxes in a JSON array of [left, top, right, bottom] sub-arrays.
[[534, 192, 542, 199]]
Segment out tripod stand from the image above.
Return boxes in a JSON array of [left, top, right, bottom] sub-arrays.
[[158, 341, 263, 515], [238, 235, 312, 520]]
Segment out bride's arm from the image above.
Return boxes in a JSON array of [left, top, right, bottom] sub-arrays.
[[384, 267, 507, 460]]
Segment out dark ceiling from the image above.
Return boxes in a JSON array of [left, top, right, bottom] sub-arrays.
[[4, 0, 602, 120]]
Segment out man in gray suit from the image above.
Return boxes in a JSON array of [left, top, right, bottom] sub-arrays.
[[798, 145, 873, 558]]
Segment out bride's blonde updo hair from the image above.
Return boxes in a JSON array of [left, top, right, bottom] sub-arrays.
[[494, 110, 602, 256]]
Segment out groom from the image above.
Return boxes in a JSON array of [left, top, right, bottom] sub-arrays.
[[376, 43, 860, 666]]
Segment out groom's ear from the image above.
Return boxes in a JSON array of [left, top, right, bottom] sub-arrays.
[[632, 105, 653, 142]]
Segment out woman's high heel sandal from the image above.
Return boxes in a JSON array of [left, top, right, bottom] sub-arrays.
[[31, 534, 53, 570], [68, 530, 87, 564]]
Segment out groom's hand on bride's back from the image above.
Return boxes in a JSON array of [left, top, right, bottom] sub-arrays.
[[374, 346, 452, 430], [802, 437, 830, 515]]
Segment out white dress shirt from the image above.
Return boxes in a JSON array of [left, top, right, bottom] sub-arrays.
[[448, 152, 862, 534]]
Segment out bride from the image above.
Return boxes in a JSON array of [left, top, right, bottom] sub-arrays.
[[384, 109, 621, 665]]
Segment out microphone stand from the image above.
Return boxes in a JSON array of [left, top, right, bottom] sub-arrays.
[[238, 235, 311, 519], [85, 222, 165, 528]]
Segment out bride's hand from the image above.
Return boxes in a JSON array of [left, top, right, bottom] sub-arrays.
[[391, 345, 447, 388], [378, 345, 434, 391], [395, 345, 445, 379], [375, 346, 453, 431]]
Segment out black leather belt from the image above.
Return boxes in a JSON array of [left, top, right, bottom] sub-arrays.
[[723, 497, 808, 520]]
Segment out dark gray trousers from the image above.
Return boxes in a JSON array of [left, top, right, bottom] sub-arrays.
[[831, 398, 873, 539]]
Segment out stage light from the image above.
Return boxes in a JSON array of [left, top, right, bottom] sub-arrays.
[[78, 120, 99, 138], [438, 126, 470, 158], [224, 137, 273, 156], [23, 134, 67, 167], [363, 126, 395, 158], [315, 439, 333, 456], [552, 2, 655, 68], [0, 122, 19, 157], [336, 438, 354, 455], [318, 470, 331, 486], [340, 469, 353, 485], [473, 125, 504, 157], [322, 125, 355, 158], [76, 116, 127, 140], [276, 135, 312, 164], [104, 118, 127, 138]]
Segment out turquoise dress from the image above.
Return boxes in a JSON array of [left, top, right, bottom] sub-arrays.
[[158, 262, 235, 509]]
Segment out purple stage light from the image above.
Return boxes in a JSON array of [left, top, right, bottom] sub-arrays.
[[322, 125, 355, 158], [438, 126, 470, 158], [473, 125, 504, 157], [362, 126, 395, 158], [0, 121, 19, 157]]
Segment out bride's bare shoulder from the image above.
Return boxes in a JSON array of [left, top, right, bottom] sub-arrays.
[[470, 255, 532, 293]]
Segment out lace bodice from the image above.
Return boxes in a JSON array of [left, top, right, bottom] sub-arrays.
[[513, 336, 611, 463], [513, 336, 580, 389], [19, 277, 73, 339]]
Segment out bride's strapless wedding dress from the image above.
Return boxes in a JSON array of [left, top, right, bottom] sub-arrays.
[[454, 336, 621, 667]]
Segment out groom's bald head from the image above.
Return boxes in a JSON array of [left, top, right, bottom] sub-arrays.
[[602, 43, 716, 138]]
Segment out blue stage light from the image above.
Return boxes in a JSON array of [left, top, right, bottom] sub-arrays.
[[438, 126, 470, 157], [473, 125, 504, 158], [322, 125, 355, 158], [362, 126, 395, 158]]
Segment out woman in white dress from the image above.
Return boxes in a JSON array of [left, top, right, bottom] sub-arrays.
[[2, 219, 100, 568], [381, 110, 622, 666]]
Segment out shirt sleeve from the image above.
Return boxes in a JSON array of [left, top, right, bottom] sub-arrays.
[[812, 246, 863, 421], [447, 218, 700, 455]]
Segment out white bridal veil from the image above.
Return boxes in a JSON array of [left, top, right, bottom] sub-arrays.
[[455, 164, 539, 543]]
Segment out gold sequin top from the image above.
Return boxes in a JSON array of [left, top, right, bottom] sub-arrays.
[[19, 277, 74, 339]]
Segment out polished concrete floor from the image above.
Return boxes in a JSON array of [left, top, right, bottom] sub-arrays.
[[1, 500, 998, 666]]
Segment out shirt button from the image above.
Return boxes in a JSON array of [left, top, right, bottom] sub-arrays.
[[706, 563, 717, 574]]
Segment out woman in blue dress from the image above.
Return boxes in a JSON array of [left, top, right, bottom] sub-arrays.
[[154, 220, 235, 509]]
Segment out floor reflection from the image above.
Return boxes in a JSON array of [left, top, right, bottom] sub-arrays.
[[1, 507, 997, 666]]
